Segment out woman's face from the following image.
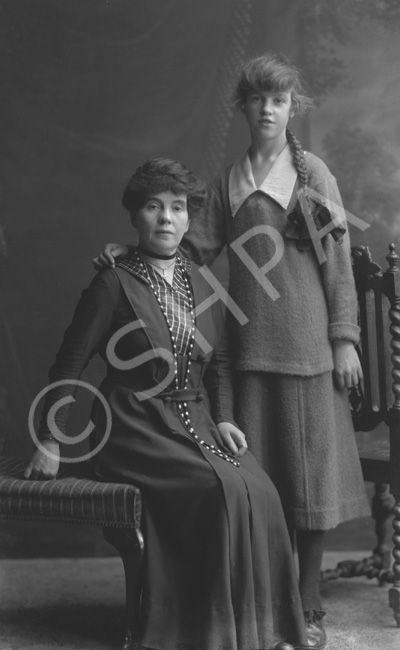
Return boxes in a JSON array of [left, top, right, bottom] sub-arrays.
[[242, 88, 294, 142], [132, 190, 190, 256]]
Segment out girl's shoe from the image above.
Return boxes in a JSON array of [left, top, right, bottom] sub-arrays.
[[299, 610, 327, 649]]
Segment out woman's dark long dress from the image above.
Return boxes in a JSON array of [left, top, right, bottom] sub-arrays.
[[40, 252, 306, 650]]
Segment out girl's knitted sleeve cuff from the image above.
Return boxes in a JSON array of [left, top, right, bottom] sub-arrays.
[[328, 322, 360, 344]]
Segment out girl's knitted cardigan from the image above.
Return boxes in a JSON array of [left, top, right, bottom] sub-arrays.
[[182, 149, 359, 376]]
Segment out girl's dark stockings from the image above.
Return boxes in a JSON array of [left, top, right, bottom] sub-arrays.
[[296, 529, 325, 612]]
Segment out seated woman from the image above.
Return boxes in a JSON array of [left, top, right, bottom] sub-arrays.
[[24, 158, 307, 650]]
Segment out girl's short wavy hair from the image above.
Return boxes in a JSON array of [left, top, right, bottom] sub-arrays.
[[122, 157, 207, 218], [233, 51, 313, 116]]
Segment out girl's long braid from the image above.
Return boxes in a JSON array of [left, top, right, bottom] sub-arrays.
[[286, 127, 343, 248], [286, 128, 307, 190], [286, 128, 310, 219]]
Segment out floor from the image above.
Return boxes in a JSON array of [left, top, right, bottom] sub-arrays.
[[0, 552, 399, 650]]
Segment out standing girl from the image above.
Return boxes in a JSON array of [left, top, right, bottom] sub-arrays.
[[94, 52, 370, 649]]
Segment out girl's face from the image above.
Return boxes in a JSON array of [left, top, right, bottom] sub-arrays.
[[131, 190, 190, 256], [242, 89, 294, 141]]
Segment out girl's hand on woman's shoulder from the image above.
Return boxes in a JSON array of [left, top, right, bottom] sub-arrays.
[[92, 243, 129, 270], [24, 441, 60, 480], [332, 339, 363, 391], [217, 422, 248, 457]]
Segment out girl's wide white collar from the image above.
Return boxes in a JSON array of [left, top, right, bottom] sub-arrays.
[[228, 143, 298, 217]]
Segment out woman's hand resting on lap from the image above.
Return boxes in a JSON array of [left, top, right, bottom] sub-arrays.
[[332, 339, 363, 391], [92, 243, 129, 270], [217, 422, 248, 457], [24, 440, 60, 480]]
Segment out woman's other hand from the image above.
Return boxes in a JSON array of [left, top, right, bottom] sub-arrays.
[[332, 339, 363, 390], [217, 422, 248, 457], [92, 243, 129, 270], [24, 440, 60, 480]]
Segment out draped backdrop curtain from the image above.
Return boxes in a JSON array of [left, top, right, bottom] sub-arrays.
[[0, 0, 271, 453], [0, 0, 399, 456]]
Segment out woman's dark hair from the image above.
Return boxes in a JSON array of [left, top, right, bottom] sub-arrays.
[[122, 158, 207, 218], [232, 51, 313, 117]]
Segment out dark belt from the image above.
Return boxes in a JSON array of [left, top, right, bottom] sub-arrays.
[[158, 388, 205, 403], [106, 373, 204, 402]]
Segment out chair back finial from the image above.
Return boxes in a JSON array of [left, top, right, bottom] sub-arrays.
[[386, 243, 399, 274]]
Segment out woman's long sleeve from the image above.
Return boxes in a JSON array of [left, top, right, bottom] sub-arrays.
[[202, 320, 236, 426], [39, 270, 119, 438]]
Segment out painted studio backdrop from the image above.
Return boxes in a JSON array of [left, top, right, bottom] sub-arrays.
[[0, 0, 400, 552]]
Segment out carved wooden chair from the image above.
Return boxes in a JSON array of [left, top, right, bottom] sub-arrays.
[[0, 456, 144, 649], [322, 243, 400, 627]]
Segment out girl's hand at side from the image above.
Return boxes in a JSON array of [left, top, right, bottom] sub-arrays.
[[24, 440, 60, 480], [92, 243, 129, 270], [217, 422, 248, 457], [332, 339, 363, 390]]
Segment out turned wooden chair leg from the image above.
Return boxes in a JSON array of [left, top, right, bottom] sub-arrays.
[[384, 245, 400, 627], [372, 482, 394, 581], [389, 498, 400, 627], [103, 526, 145, 649]]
